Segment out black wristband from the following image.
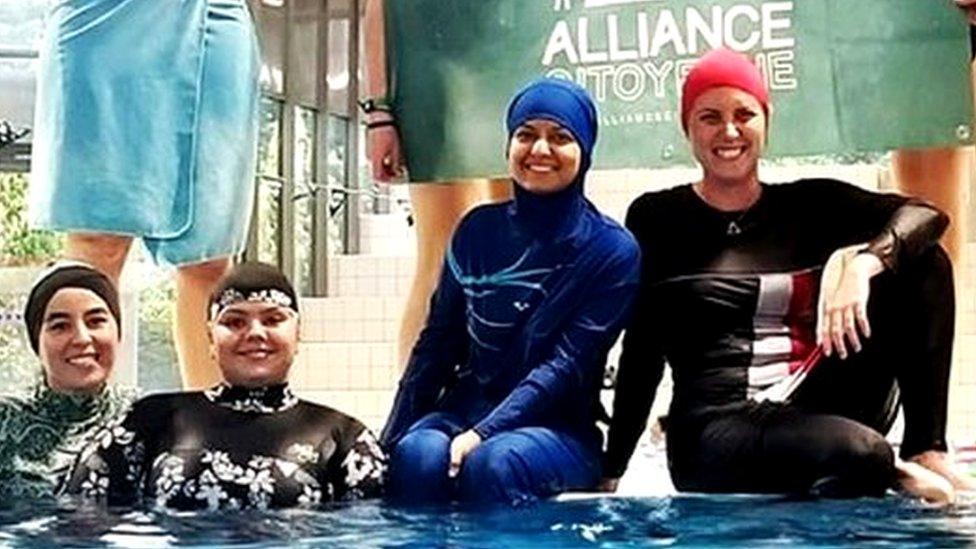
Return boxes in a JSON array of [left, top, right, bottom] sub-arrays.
[[366, 119, 397, 131]]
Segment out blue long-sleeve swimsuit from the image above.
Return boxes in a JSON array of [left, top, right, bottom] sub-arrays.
[[381, 185, 641, 453]]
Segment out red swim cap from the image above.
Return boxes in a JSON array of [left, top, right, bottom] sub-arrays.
[[680, 48, 770, 133]]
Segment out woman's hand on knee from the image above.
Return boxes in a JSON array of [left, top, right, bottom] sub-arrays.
[[817, 245, 883, 359], [448, 430, 482, 478]]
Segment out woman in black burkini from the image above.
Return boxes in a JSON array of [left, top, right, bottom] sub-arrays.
[[602, 48, 974, 504], [67, 262, 385, 510]]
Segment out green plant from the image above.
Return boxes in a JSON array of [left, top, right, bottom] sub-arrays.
[[0, 173, 63, 266], [136, 272, 181, 391]]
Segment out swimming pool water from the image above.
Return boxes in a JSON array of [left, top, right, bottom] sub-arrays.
[[1, 495, 974, 548]]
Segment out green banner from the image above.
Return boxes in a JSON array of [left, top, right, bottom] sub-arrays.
[[387, 0, 974, 182]]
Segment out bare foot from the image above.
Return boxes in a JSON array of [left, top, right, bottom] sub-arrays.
[[908, 450, 976, 492], [895, 460, 955, 505], [596, 477, 620, 493]]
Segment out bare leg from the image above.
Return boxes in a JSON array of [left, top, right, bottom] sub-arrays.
[[63, 232, 133, 284], [397, 178, 513, 369], [174, 257, 232, 388], [891, 146, 971, 264], [891, 59, 976, 266]]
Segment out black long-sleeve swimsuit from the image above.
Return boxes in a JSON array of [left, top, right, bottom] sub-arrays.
[[604, 179, 949, 486], [67, 384, 386, 510]]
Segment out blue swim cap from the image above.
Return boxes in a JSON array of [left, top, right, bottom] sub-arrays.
[[505, 78, 598, 173]]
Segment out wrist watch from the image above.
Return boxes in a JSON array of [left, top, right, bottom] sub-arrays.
[[358, 97, 392, 114]]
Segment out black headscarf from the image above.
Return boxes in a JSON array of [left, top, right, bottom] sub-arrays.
[[24, 262, 121, 354]]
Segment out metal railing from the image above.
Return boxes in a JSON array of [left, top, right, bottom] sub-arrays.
[[292, 180, 410, 221], [0, 47, 38, 59]]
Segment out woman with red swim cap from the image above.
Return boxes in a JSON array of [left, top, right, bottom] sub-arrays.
[[603, 48, 974, 503]]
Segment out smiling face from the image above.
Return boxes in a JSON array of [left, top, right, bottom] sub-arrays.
[[211, 301, 299, 388], [687, 86, 766, 187], [507, 119, 582, 194], [38, 288, 118, 394]]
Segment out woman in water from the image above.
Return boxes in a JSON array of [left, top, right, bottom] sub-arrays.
[[382, 78, 640, 505], [0, 263, 135, 499], [603, 48, 973, 504], [67, 262, 385, 510]]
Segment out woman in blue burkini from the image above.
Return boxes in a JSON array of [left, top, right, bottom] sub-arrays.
[[29, 0, 260, 389], [381, 78, 640, 505]]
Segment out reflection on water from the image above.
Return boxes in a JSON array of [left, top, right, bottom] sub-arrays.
[[1, 495, 974, 548]]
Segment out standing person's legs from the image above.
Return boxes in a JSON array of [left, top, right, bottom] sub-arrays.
[[63, 233, 133, 284], [891, 58, 976, 268], [154, 0, 258, 389], [397, 179, 512, 369], [174, 257, 232, 389], [68, 233, 235, 389], [891, 148, 971, 265], [456, 427, 601, 505]]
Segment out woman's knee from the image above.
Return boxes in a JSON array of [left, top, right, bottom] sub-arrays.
[[920, 245, 953, 281], [457, 429, 594, 504], [457, 440, 527, 503], [391, 428, 450, 477], [64, 232, 132, 280], [177, 257, 232, 283], [891, 244, 954, 294], [866, 244, 954, 344], [387, 429, 452, 501]]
